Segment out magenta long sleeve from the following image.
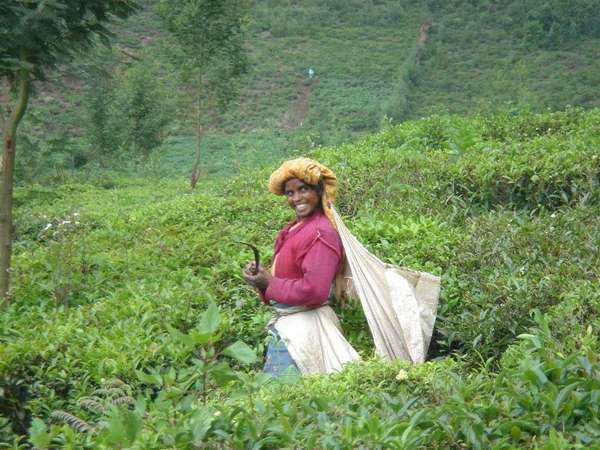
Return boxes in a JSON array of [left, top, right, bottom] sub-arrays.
[[265, 237, 340, 306]]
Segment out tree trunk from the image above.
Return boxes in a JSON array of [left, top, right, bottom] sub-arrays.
[[190, 95, 203, 190], [0, 68, 30, 304]]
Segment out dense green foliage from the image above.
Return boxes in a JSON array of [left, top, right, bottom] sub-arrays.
[[0, 0, 138, 80], [2, 1, 599, 447], [8, 0, 599, 181], [426, 0, 600, 48], [6, 0, 411, 179], [405, 0, 600, 119], [156, 0, 248, 111], [1, 107, 598, 447], [0, 0, 144, 302], [7, 0, 599, 185]]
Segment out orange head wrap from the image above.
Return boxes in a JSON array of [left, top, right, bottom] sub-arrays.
[[268, 157, 337, 227]]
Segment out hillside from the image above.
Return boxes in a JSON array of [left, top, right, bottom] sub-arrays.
[[6, 0, 599, 181], [405, 0, 600, 118], [1, 107, 599, 447]]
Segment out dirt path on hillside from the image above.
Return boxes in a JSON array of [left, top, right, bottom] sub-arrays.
[[418, 17, 432, 45], [282, 78, 318, 131], [416, 17, 432, 63]]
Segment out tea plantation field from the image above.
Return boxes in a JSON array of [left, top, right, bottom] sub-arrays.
[[1, 107, 599, 448]]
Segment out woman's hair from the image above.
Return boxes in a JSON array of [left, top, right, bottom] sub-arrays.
[[314, 180, 324, 196], [313, 181, 324, 208]]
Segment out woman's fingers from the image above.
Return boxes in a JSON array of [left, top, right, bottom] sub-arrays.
[[242, 262, 259, 286], [242, 271, 256, 285], [257, 267, 269, 277], [242, 262, 271, 291], [242, 263, 255, 276]]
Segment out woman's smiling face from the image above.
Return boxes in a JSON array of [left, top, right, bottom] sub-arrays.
[[284, 178, 321, 220]]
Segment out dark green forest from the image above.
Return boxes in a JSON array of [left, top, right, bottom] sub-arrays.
[[1, 0, 599, 448]]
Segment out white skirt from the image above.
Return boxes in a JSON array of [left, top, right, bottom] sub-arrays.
[[273, 305, 360, 374]]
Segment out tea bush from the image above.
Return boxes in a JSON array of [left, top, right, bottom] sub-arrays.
[[19, 315, 600, 448], [1, 107, 599, 447], [313, 107, 599, 360]]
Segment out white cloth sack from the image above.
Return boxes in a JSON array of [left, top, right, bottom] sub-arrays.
[[332, 206, 440, 363], [273, 305, 361, 374], [272, 207, 441, 373]]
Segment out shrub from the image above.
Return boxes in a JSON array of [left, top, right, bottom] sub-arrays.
[[2, 107, 598, 446]]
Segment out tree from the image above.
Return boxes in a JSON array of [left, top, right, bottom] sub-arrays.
[[116, 59, 174, 161], [156, 0, 249, 189], [0, 0, 139, 303]]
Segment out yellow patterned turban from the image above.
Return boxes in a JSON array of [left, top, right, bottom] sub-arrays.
[[268, 157, 337, 227]]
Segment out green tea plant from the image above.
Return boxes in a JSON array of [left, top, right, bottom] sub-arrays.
[[44, 378, 135, 439], [0, 107, 598, 447], [11, 303, 260, 449], [32, 312, 599, 448], [35, 211, 90, 308], [409, 1, 600, 118], [0, 0, 140, 303]]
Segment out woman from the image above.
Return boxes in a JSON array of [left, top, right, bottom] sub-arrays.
[[242, 158, 360, 376]]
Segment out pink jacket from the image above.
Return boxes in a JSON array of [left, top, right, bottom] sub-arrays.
[[265, 211, 342, 307]]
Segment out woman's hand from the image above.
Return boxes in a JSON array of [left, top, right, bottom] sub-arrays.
[[242, 262, 273, 291]]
